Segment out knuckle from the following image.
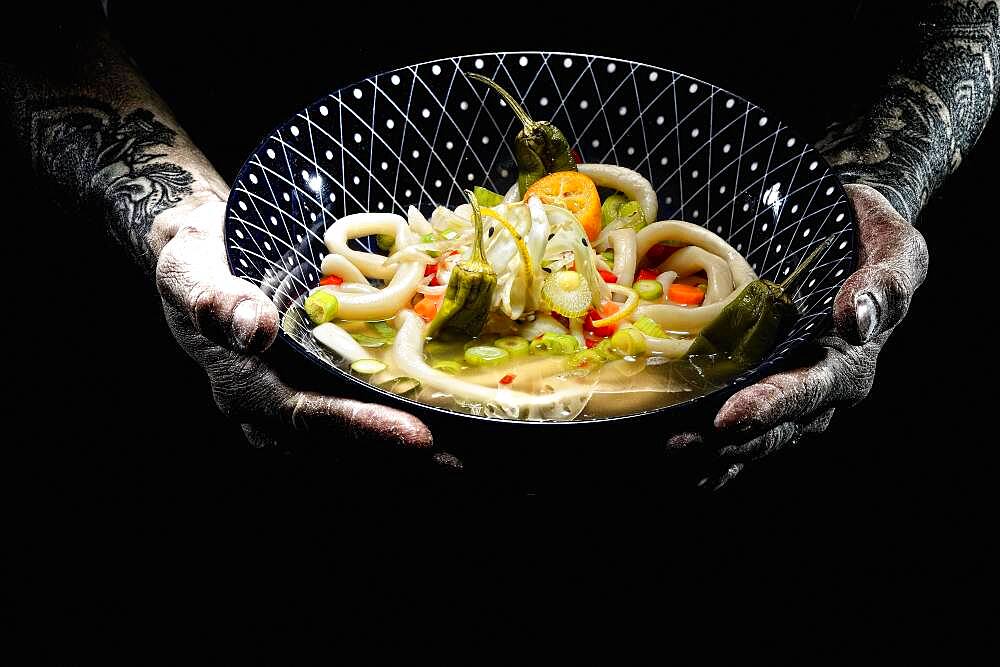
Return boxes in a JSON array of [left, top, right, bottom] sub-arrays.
[[188, 283, 224, 331], [877, 266, 914, 325], [177, 224, 209, 241]]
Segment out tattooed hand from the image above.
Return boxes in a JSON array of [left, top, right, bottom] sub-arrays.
[[682, 1, 997, 489], [24, 97, 434, 456], [671, 185, 928, 489], [154, 198, 435, 453]]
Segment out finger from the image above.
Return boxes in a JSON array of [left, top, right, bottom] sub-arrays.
[[185, 338, 434, 450], [155, 203, 278, 353], [834, 184, 929, 345], [718, 421, 801, 462], [715, 337, 875, 433], [697, 463, 744, 492], [716, 408, 834, 463], [279, 392, 434, 449]]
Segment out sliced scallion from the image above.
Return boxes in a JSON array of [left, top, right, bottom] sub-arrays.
[[494, 336, 530, 357], [350, 358, 387, 375], [611, 328, 647, 356], [304, 290, 339, 325], [464, 345, 510, 367], [634, 279, 663, 301]]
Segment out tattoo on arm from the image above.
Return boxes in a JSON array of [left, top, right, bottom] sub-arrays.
[[30, 97, 194, 266], [817, 0, 999, 223]]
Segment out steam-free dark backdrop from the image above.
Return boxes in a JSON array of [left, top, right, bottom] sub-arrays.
[[5, 2, 994, 659]]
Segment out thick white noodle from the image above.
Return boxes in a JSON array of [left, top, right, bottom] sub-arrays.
[[416, 284, 447, 296], [577, 163, 658, 223], [609, 228, 638, 287], [312, 322, 369, 363], [640, 334, 694, 358], [320, 254, 367, 284], [633, 220, 755, 333], [659, 246, 734, 305], [314, 283, 379, 296], [323, 213, 412, 280], [333, 261, 424, 321], [636, 220, 755, 284], [636, 291, 742, 334], [617, 322, 693, 359], [391, 310, 593, 418], [322, 212, 424, 320], [656, 270, 678, 293]]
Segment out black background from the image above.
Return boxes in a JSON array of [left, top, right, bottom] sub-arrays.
[[5, 2, 996, 659]]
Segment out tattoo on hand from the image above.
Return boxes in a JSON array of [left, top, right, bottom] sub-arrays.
[[30, 97, 194, 266], [818, 1, 999, 223]]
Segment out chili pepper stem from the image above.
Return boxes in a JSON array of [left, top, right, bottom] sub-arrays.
[[466, 189, 488, 263], [779, 236, 837, 293], [467, 73, 536, 129]]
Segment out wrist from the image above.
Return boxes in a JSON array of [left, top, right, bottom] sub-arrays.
[[147, 188, 228, 261]]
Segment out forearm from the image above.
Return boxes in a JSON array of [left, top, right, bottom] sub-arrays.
[[818, 0, 999, 224], [0, 15, 228, 272]]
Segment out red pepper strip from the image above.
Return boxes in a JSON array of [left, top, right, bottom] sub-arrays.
[[645, 243, 678, 265], [598, 268, 618, 283], [583, 302, 620, 337], [424, 264, 437, 277], [571, 148, 583, 164], [499, 374, 516, 385], [585, 338, 599, 349], [319, 275, 343, 286], [635, 268, 659, 282]]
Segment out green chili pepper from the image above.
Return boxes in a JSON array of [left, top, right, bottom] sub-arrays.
[[684, 236, 836, 380], [424, 190, 497, 339], [467, 73, 576, 197], [601, 192, 629, 227]]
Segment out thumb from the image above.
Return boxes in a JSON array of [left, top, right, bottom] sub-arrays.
[[155, 201, 279, 353], [833, 184, 928, 345]]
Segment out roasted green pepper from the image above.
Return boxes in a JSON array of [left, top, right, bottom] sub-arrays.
[[424, 190, 497, 339], [467, 73, 576, 197], [684, 236, 836, 379]]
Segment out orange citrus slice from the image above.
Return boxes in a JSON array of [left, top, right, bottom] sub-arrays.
[[523, 171, 602, 241]]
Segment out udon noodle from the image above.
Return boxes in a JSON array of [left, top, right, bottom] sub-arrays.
[[288, 160, 763, 422]]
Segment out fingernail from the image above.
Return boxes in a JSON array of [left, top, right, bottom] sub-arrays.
[[855, 291, 879, 343], [232, 300, 260, 350]]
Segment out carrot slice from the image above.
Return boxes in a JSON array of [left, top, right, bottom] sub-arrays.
[[414, 294, 444, 321], [668, 283, 706, 305]]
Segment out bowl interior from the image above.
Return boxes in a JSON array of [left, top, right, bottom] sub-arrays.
[[225, 51, 856, 422]]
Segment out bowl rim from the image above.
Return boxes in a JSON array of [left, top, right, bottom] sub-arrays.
[[224, 50, 859, 426]]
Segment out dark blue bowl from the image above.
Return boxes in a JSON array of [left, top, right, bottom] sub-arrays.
[[224, 51, 857, 432]]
